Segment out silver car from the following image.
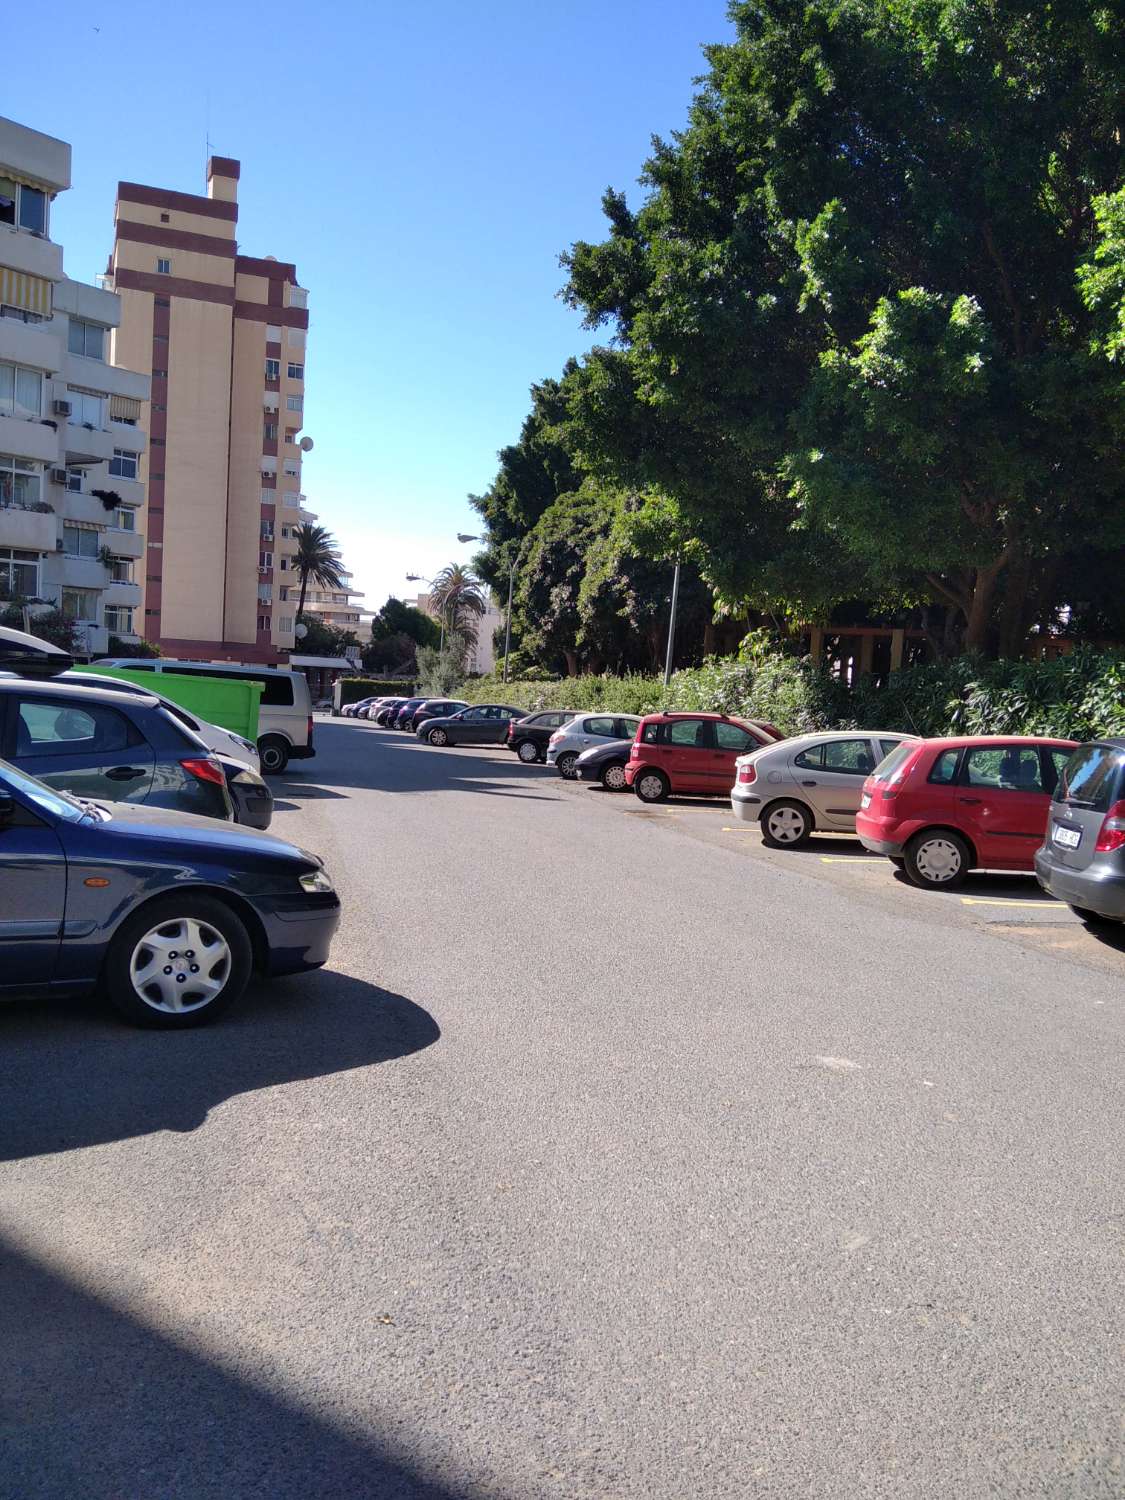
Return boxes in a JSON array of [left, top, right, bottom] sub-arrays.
[[730, 730, 915, 847], [546, 714, 643, 779]]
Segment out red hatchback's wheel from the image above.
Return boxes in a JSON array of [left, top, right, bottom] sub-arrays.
[[634, 769, 670, 803], [903, 830, 971, 890]]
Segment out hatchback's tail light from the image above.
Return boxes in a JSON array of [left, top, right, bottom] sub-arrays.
[[1095, 800, 1125, 853], [507, 723, 516, 741], [181, 756, 226, 787], [549, 732, 563, 746], [737, 762, 757, 784]]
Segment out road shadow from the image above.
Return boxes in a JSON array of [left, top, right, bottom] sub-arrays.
[[0, 973, 439, 1163], [287, 724, 559, 800], [1074, 913, 1125, 951], [0, 1235, 480, 1500]]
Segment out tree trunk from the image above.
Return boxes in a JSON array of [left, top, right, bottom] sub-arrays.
[[963, 561, 1003, 654], [996, 552, 1034, 659], [564, 650, 579, 677], [296, 568, 310, 623], [702, 619, 716, 656]]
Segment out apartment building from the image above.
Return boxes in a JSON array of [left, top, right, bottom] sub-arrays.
[[409, 591, 504, 674], [106, 156, 309, 663], [0, 116, 147, 655]]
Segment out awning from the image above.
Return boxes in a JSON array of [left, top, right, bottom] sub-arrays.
[[289, 654, 362, 670], [110, 394, 142, 422], [0, 265, 51, 316]]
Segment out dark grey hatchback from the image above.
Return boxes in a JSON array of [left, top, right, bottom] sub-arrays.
[[1034, 738, 1125, 924], [0, 678, 232, 822]]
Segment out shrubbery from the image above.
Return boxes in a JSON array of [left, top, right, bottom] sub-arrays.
[[460, 637, 1125, 743], [336, 677, 416, 707]]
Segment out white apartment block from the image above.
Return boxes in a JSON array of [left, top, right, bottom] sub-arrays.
[[0, 115, 147, 656]]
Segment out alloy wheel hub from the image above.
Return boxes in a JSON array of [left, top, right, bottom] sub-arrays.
[[768, 807, 805, 841]]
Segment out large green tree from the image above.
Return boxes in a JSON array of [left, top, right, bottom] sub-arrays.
[[561, 0, 1125, 654]]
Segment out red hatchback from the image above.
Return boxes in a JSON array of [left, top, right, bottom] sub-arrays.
[[855, 735, 1078, 889], [625, 712, 782, 802]]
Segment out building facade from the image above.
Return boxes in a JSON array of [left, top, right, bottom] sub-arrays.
[[409, 591, 504, 675], [0, 116, 147, 656], [106, 156, 309, 663]]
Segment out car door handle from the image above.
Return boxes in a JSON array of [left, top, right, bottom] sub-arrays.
[[801, 779, 818, 786], [958, 796, 982, 804], [105, 766, 146, 781]]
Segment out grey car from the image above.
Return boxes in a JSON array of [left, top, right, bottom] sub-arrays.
[[1034, 738, 1125, 923], [731, 729, 914, 847], [417, 704, 525, 747]]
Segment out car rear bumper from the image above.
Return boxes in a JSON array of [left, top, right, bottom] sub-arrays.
[[729, 789, 761, 821], [857, 834, 905, 857], [1034, 848, 1125, 919]]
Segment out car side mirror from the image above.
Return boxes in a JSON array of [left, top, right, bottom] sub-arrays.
[[0, 791, 14, 825]]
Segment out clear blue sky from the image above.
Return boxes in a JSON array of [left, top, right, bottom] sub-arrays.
[[8, 0, 733, 617]]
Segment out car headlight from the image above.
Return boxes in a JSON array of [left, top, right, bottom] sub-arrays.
[[299, 869, 334, 894]]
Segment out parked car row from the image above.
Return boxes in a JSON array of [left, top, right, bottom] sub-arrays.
[[0, 626, 340, 1029], [362, 693, 1125, 924]]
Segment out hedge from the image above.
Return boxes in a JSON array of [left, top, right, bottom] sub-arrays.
[[335, 677, 416, 707], [459, 638, 1125, 743]]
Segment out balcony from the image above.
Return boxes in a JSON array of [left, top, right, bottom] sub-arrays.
[[103, 524, 144, 559], [0, 225, 64, 283], [61, 354, 149, 403], [0, 318, 63, 373], [0, 503, 56, 552], [0, 412, 61, 464], [103, 579, 142, 607], [52, 279, 121, 331], [64, 423, 118, 465], [58, 555, 108, 591]]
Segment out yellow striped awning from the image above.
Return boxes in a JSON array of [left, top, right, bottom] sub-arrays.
[[110, 394, 142, 422], [0, 265, 51, 316]]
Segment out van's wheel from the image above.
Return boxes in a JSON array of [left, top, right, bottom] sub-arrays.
[[761, 800, 813, 849], [600, 760, 628, 791], [258, 735, 289, 775], [516, 739, 540, 763], [427, 727, 449, 747], [634, 769, 670, 803], [903, 830, 970, 889], [556, 752, 579, 780], [103, 894, 252, 1029]]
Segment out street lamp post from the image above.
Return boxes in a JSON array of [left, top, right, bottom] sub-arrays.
[[663, 554, 682, 688]]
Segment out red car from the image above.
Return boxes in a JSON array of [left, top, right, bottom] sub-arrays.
[[855, 735, 1078, 889], [625, 712, 783, 802]]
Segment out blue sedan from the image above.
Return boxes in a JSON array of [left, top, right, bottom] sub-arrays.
[[0, 758, 340, 1028]]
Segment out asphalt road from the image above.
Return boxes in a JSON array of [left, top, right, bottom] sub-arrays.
[[2, 718, 1124, 1499]]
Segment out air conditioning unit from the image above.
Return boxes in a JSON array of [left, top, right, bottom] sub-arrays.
[[50, 467, 68, 486], [53, 399, 72, 417], [55, 539, 64, 551]]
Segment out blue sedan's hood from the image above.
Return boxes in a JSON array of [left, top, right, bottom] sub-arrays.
[[94, 801, 319, 865]]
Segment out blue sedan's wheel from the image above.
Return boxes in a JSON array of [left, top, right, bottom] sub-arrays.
[[105, 895, 252, 1028]]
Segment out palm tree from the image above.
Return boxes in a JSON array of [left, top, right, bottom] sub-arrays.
[[294, 523, 345, 625], [428, 563, 487, 654]]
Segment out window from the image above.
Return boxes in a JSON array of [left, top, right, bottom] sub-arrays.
[[280, 526, 291, 539], [714, 722, 756, 753], [928, 748, 961, 785], [1058, 745, 1125, 811], [641, 721, 661, 745], [879, 738, 903, 761], [282, 490, 300, 504], [261, 522, 274, 541], [113, 507, 136, 532], [667, 718, 707, 747], [67, 387, 105, 427], [109, 449, 139, 480], [285, 429, 299, 444], [286, 394, 303, 413], [279, 586, 289, 601], [962, 746, 1044, 794], [0, 362, 43, 419], [156, 258, 171, 275], [154, 297, 170, 309], [0, 454, 41, 507], [0, 547, 39, 597], [280, 558, 289, 571], [260, 488, 275, 505], [287, 327, 306, 349], [821, 738, 875, 773], [68, 320, 105, 360], [277, 615, 293, 633], [283, 460, 299, 477], [289, 288, 308, 309], [263, 421, 278, 441], [16, 699, 134, 758], [63, 523, 101, 559], [287, 362, 304, 380], [0, 176, 47, 235], [66, 467, 83, 492], [265, 358, 280, 381], [104, 605, 134, 633], [257, 584, 272, 603], [258, 614, 270, 631], [266, 324, 282, 342], [61, 588, 100, 622], [259, 551, 273, 568], [160, 212, 170, 223], [152, 367, 168, 378], [585, 716, 617, 739], [108, 557, 133, 583]]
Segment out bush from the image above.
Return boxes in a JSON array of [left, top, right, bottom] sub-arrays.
[[336, 676, 416, 707], [416, 646, 467, 697], [461, 638, 1125, 741]]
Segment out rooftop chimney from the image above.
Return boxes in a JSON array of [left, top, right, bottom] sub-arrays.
[[206, 155, 240, 204]]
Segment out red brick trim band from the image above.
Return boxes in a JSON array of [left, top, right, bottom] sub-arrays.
[[157, 637, 286, 665], [116, 219, 236, 257], [236, 254, 297, 283], [115, 267, 235, 305], [234, 301, 309, 328], [117, 182, 238, 222], [207, 156, 241, 181]]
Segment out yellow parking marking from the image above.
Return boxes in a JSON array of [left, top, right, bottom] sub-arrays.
[[819, 856, 884, 864], [721, 826, 757, 833], [960, 896, 1059, 908]]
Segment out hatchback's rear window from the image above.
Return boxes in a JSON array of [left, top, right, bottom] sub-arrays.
[[870, 742, 914, 782], [1057, 744, 1125, 812]]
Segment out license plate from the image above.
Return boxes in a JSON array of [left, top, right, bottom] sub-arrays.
[[1053, 823, 1081, 849], [860, 793, 871, 810]]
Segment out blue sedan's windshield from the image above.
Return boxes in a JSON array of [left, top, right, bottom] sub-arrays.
[[0, 757, 86, 822]]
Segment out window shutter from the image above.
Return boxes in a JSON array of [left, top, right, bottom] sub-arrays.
[[0, 266, 51, 315], [110, 395, 142, 422]]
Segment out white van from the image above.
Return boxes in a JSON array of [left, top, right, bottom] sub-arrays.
[[94, 658, 314, 774]]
